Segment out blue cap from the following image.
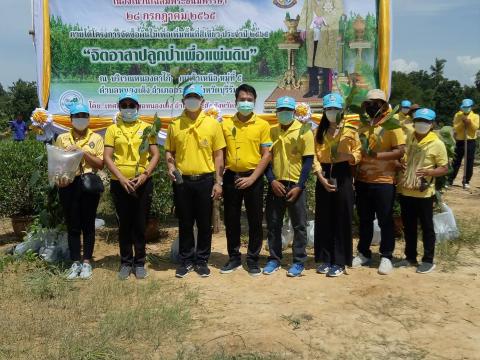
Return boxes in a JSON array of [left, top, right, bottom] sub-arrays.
[[414, 108, 436, 122], [461, 99, 474, 109], [119, 91, 139, 104], [183, 84, 204, 98], [323, 93, 344, 109], [401, 100, 412, 108], [276, 96, 296, 110], [69, 103, 90, 115]]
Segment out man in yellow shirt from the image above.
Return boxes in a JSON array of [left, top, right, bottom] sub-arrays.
[[220, 84, 272, 276], [396, 108, 448, 273], [448, 99, 479, 189], [165, 84, 226, 278], [264, 96, 315, 277], [352, 89, 406, 275]]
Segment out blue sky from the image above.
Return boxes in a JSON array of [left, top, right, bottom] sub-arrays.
[[0, 0, 479, 88]]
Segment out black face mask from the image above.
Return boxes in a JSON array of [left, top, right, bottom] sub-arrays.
[[366, 103, 382, 118]]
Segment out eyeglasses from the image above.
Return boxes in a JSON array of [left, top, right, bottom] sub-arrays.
[[71, 113, 89, 119], [120, 103, 137, 109]]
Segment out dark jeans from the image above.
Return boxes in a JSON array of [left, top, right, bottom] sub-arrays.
[[305, 41, 330, 96], [449, 139, 476, 184], [59, 177, 100, 262], [173, 175, 214, 265], [356, 181, 396, 259], [399, 195, 436, 264], [223, 170, 264, 266], [111, 178, 153, 267], [314, 162, 354, 267], [266, 182, 307, 264]]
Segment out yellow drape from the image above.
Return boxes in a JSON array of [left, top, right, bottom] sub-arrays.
[[42, 0, 51, 108], [378, 0, 391, 96]]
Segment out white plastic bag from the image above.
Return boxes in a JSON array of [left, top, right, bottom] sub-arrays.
[[371, 219, 381, 245], [281, 220, 294, 249], [171, 226, 198, 263], [433, 203, 459, 242], [46, 144, 83, 187], [306, 220, 315, 248]]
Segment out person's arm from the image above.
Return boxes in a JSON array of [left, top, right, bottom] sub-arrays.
[[133, 144, 160, 189], [165, 150, 176, 181], [212, 149, 224, 200], [83, 152, 103, 170], [417, 166, 448, 178], [235, 147, 272, 189], [296, 155, 314, 189], [375, 145, 405, 161]]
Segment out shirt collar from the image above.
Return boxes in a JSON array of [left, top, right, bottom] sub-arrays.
[[233, 113, 256, 125]]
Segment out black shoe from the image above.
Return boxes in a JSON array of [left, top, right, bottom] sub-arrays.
[[195, 262, 211, 277], [247, 263, 262, 277], [175, 263, 194, 278], [220, 259, 242, 274], [303, 91, 317, 98]]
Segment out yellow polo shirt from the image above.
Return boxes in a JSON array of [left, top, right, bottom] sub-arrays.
[[312, 126, 362, 173], [270, 120, 315, 183], [222, 114, 272, 172], [165, 111, 226, 175], [104, 120, 157, 180], [357, 126, 406, 184], [399, 131, 448, 198], [453, 111, 479, 140], [55, 129, 104, 175]]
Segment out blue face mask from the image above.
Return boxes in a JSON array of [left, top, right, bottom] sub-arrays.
[[463, 107, 472, 114], [121, 108, 138, 122], [236, 101, 255, 116], [277, 111, 294, 125]]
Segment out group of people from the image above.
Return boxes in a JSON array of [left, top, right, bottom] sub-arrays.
[[54, 82, 478, 281]]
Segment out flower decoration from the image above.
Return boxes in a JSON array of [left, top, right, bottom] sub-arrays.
[[205, 105, 223, 122], [30, 108, 53, 136], [294, 102, 312, 124]]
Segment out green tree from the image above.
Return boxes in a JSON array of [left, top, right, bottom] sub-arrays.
[[7, 80, 38, 121], [430, 58, 447, 85], [475, 69, 480, 91]]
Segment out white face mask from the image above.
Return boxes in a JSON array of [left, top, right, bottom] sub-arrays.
[[401, 108, 410, 114], [325, 109, 341, 123], [72, 118, 89, 131], [120, 108, 138, 122], [414, 122, 431, 135], [184, 98, 202, 112]]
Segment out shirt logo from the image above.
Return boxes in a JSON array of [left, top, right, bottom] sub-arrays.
[[200, 139, 209, 148], [89, 142, 95, 149]]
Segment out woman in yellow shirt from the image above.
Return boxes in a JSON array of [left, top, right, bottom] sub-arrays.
[[55, 103, 104, 280], [396, 108, 448, 274], [104, 92, 160, 280], [313, 93, 361, 277]]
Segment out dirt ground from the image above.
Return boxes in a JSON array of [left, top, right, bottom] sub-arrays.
[[1, 168, 480, 359]]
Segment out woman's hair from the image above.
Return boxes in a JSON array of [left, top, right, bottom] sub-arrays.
[[315, 111, 344, 144]]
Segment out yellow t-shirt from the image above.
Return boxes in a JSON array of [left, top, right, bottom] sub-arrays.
[[104, 120, 157, 180], [270, 120, 315, 183], [312, 126, 361, 173], [222, 114, 272, 172], [165, 111, 226, 175], [398, 131, 448, 198], [357, 126, 406, 184], [453, 111, 480, 140], [395, 112, 414, 136], [55, 129, 104, 175]]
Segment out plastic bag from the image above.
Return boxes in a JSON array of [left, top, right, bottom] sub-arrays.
[[171, 226, 198, 263], [371, 219, 381, 245], [281, 220, 294, 250], [433, 203, 459, 242], [38, 230, 69, 263], [46, 144, 83, 187], [306, 220, 315, 248], [14, 232, 43, 255]]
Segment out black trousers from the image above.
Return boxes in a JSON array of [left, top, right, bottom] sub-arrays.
[[111, 178, 153, 267], [314, 162, 354, 267], [266, 182, 307, 264], [449, 139, 476, 184], [173, 175, 214, 265], [306, 41, 330, 96], [223, 170, 264, 266], [59, 177, 100, 262], [399, 195, 436, 264], [356, 181, 396, 259]]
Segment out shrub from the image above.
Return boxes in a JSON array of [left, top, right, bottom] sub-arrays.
[[0, 139, 49, 217], [150, 147, 174, 220]]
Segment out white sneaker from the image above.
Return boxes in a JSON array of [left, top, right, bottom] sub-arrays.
[[464, 183, 471, 189], [352, 253, 371, 268], [378, 257, 393, 275], [79, 263, 93, 280], [66, 261, 82, 280]]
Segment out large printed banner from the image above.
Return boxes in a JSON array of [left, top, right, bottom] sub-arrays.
[[33, 0, 391, 122]]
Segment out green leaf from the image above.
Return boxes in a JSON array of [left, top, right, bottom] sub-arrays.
[[299, 122, 312, 136], [380, 105, 401, 130], [153, 113, 162, 132], [139, 139, 150, 154], [231, 127, 237, 138], [29, 171, 41, 187]]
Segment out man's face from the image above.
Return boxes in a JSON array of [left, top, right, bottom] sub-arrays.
[[236, 90, 255, 105]]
